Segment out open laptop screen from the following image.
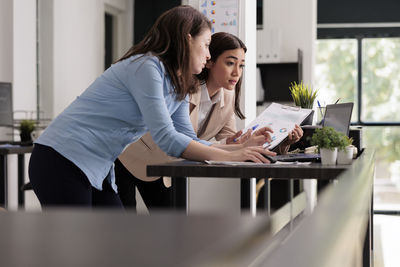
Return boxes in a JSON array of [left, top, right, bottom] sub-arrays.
[[323, 103, 353, 136]]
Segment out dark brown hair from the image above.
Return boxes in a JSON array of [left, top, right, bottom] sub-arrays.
[[117, 5, 211, 100], [197, 32, 247, 119]]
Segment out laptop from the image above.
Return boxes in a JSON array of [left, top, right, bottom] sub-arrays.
[[322, 102, 354, 136], [270, 102, 354, 162]]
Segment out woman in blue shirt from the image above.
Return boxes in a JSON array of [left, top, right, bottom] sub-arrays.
[[28, 5, 273, 208]]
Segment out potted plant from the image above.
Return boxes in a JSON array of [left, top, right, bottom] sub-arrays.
[[289, 81, 318, 125], [337, 135, 354, 165], [310, 126, 341, 165], [19, 119, 36, 144]]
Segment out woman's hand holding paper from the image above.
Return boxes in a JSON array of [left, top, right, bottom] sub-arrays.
[[284, 124, 303, 145], [226, 126, 273, 147]]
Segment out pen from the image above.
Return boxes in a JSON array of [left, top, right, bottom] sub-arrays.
[[317, 100, 324, 117], [334, 98, 341, 104], [234, 124, 259, 142]]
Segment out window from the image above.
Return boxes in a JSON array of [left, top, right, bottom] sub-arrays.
[[315, 39, 358, 122], [316, 37, 400, 211], [362, 38, 400, 122]]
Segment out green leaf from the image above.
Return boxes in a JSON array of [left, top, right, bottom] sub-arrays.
[[310, 126, 342, 150], [289, 81, 318, 109]]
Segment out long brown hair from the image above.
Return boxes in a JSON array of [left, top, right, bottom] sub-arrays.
[[197, 32, 247, 119], [117, 5, 211, 100]]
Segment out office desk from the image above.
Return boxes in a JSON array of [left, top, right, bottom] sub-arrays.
[[0, 144, 33, 209], [147, 160, 351, 214], [148, 150, 373, 267]]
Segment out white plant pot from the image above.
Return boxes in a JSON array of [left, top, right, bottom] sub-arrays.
[[337, 146, 353, 165], [320, 148, 337, 166]]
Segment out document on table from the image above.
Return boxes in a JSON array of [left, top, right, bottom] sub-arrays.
[[0, 144, 19, 148], [205, 160, 312, 165], [205, 160, 267, 166], [243, 103, 312, 150]]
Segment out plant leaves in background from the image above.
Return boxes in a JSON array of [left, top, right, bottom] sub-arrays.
[[289, 81, 318, 109]]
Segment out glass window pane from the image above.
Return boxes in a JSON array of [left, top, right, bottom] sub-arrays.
[[362, 38, 400, 122], [315, 39, 358, 122], [364, 126, 400, 210]]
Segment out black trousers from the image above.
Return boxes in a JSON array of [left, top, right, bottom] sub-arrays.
[[28, 144, 123, 209], [114, 158, 172, 212]]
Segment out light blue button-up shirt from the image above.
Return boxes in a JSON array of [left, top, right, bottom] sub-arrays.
[[35, 54, 211, 192]]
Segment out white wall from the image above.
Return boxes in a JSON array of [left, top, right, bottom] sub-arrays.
[[38, 0, 54, 119], [13, 0, 40, 211], [0, 0, 14, 209], [238, 0, 257, 128], [41, 0, 133, 118], [13, 0, 37, 116], [52, 0, 104, 117], [0, 0, 13, 141], [257, 0, 317, 85], [0, 1, 13, 83]]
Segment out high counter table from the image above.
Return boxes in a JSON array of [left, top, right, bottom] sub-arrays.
[[147, 157, 352, 214], [0, 143, 33, 209], [147, 150, 373, 267]]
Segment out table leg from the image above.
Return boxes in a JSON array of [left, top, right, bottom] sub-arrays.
[[171, 176, 188, 214], [267, 179, 271, 216], [18, 154, 25, 209], [240, 178, 257, 216], [362, 185, 373, 267], [0, 155, 8, 209], [289, 179, 294, 232], [250, 178, 256, 217], [240, 179, 250, 210], [317, 179, 330, 192]]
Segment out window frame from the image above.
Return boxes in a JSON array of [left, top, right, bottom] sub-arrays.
[[317, 26, 400, 126]]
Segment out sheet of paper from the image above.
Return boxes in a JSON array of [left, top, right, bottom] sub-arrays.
[[243, 103, 312, 150], [204, 160, 312, 165], [205, 160, 267, 166]]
